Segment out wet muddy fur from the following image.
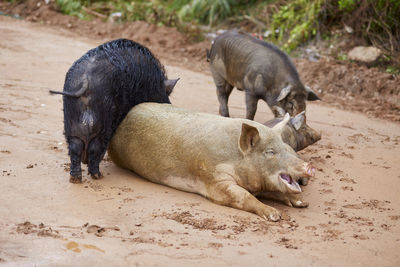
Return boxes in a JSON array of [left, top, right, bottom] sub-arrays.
[[56, 39, 171, 183]]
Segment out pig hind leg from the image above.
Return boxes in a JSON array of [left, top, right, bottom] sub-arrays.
[[245, 92, 259, 120], [68, 137, 84, 183], [216, 82, 233, 117], [87, 137, 105, 179]]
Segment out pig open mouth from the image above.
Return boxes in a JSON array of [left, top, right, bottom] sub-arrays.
[[280, 174, 302, 192]]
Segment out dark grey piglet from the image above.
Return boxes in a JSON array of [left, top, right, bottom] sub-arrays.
[[264, 112, 321, 185], [208, 30, 320, 119], [264, 112, 321, 152]]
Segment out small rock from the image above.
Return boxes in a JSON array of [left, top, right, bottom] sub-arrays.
[[108, 12, 122, 23], [348, 46, 382, 63], [344, 24, 354, 34]]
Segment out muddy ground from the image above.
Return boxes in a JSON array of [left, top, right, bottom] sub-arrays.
[[0, 12, 400, 267]]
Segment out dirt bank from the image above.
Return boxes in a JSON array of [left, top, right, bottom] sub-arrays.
[[1, 0, 400, 122], [1, 15, 400, 266]]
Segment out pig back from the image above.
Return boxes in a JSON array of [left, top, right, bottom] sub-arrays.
[[210, 31, 299, 89], [108, 103, 245, 185]]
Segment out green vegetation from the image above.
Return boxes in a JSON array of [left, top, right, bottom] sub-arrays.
[[56, 0, 89, 19], [270, 0, 322, 51], [54, 0, 400, 68], [177, 0, 232, 26], [263, 0, 400, 68]]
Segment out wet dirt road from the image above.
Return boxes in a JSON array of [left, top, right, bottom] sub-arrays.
[[1, 16, 400, 266]]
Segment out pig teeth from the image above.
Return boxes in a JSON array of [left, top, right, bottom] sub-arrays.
[[280, 174, 302, 193], [280, 174, 292, 183]]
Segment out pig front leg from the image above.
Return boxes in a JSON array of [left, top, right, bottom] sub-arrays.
[[208, 181, 281, 221], [245, 92, 258, 120], [258, 192, 309, 208], [286, 193, 309, 207], [216, 82, 233, 117], [68, 137, 83, 183]]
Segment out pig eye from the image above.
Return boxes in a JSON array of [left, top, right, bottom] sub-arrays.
[[265, 149, 276, 156]]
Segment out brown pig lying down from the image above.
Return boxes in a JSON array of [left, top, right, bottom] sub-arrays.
[[108, 103, 315, 221]]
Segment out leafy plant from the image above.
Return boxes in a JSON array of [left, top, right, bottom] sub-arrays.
[[270, 0, 323, 51], [56, 0, 87, 19], [338, 0, 357, 11], [269, 0, 399, 68], [178, 0, 232, 26]]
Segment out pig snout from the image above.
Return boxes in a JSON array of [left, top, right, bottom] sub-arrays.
[[297, 162, 315, 186], [311, 130, 322, 143], [303, 162, 315, 177]]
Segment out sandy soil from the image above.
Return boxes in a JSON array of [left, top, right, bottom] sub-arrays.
[[1, 15, 400, 266]]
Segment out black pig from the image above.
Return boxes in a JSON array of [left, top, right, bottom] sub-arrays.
[[50, 39, 178, 183], [208, 30, 320, 119]]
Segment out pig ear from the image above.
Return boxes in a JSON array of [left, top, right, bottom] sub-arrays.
[[272, 106, 286, 117], [291, 111, 305, 131], [277, 84, 292, 102], [239, 123, 260, 154], [272, 113, 290, 134], [164, 78, 180, 96], [305, 85, 320, 101]]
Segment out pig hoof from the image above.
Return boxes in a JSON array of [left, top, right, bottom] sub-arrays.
[[293, 200, 309, 208], [91, 172, 103, 180], [268, 213, 281, 222], [69, 175, 82, 184], [260, 208, 281, 222]]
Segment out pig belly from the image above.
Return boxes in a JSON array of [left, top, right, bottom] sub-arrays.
[[159, 175, 208, 196]]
